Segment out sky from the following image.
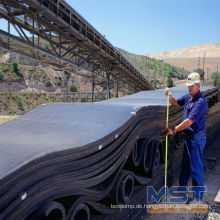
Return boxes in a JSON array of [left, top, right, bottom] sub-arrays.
[[0, 0, 219, 54], [65, 0, 220, 54]]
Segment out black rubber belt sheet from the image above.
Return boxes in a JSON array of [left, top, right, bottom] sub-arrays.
[[0, 86, 219, 220]]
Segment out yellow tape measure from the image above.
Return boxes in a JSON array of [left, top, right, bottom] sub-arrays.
[[165, 90, 170, 192]]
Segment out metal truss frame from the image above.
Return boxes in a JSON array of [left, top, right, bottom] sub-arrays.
[[0, 0, 154, 95]]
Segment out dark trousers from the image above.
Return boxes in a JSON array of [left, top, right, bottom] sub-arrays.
[[179, 132, 206, 201]]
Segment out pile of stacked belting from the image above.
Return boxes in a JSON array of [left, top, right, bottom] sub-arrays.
[[0, 87, 219, 220]]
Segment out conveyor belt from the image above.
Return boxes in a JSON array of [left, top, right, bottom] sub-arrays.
[[0, 86, 219, 220]]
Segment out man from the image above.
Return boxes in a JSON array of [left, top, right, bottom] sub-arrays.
[[164, 72, 207, 203]]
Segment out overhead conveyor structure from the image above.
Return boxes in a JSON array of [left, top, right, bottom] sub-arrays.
[[0, 86, 220, 220], [0, 0, 154, 94]]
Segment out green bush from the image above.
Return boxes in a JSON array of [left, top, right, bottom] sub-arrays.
[[44, 43, 49, 50], [167, 77, 173, 88], [45, 80, 51, 87], [14, 93, 23, 110], [68, 83, 77, 92], [153, 79, 157, 88], [12, 60, 18, 72], [211, 72, 220, 88]]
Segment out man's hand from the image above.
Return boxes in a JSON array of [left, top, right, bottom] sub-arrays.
[[164, 88, 179, 106], [166, 128, 174, 136], [165, 118, 194, 136], [164, 87, 170, 96], [161, 128, 174, 136]]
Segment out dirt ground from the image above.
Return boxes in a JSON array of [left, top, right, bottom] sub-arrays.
[[0, 115, 18, 124]]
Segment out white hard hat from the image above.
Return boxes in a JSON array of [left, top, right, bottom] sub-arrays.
[[185, 72, 201, 86]]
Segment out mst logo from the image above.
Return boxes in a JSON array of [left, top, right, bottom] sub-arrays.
[[147, 186, 207, 203]]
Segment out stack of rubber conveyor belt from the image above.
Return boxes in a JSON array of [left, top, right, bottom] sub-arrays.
[[0, 87, 219, 220]]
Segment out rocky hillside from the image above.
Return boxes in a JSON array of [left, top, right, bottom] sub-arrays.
[[117, 48, 189, 88], [0, 47, 189, 95], [143, 43, 220, 75], [0, 49, 109, 114], [0, 50, 93, 93], [0, 44, 217, 115]]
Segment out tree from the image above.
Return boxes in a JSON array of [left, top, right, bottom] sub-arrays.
[[193, 68, 205, 81]]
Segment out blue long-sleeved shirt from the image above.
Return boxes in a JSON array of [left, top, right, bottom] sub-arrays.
[[176, 91, 207, 132]]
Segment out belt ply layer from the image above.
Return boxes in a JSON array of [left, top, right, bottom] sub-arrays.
[[0, 86, 219, 220]]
